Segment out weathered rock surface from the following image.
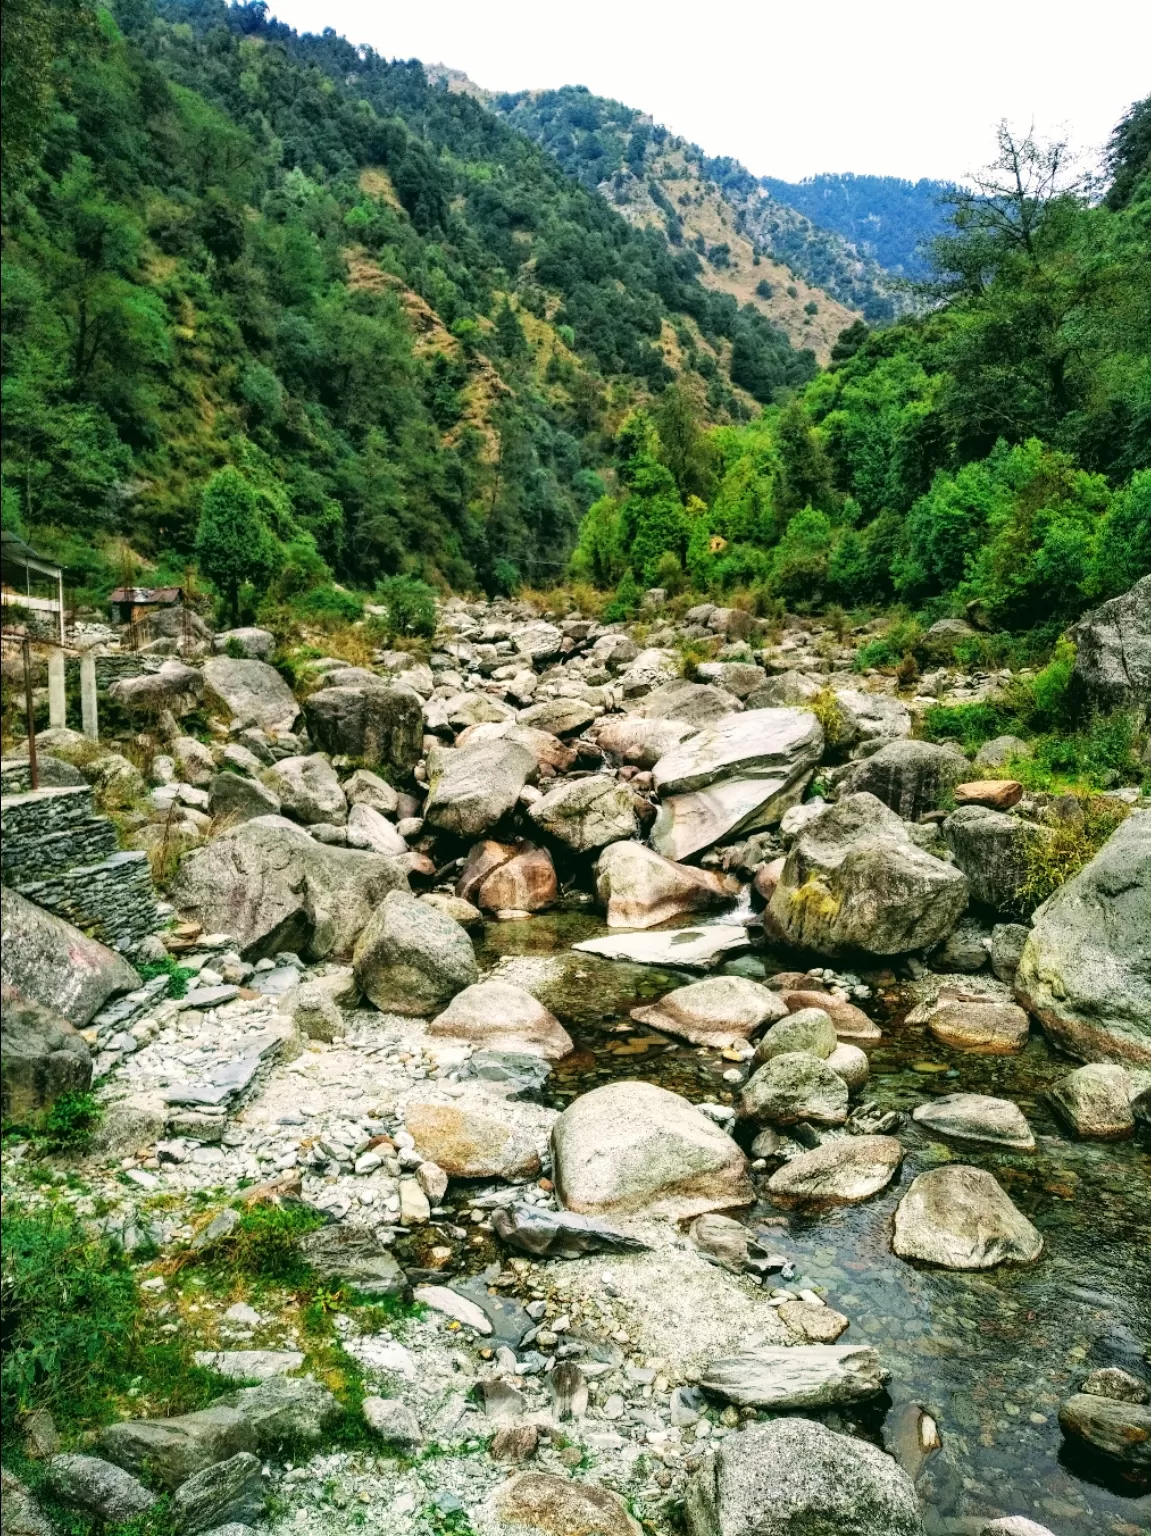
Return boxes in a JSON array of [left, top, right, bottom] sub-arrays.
[[109, 659, 204, 717], [473, 845, 558, 913], [101, 1405, 253, 1489], [0, 985, 92, 1122], [572, 925, 749, 969], [651, 708, 823, 860], [345, 802, 407, 856], [298, 1227, 406, 1295], [1059, 1392, 1151, 1469], [1015, 810, 1151, 1065], [528, 775, 638, 853], [944, 805, 1054, 917], [171, 818, 406, 960], [892, 1166, 1043, 1269], [429, 982, 572, 1060], [1048, 1063, 1135, 1139], [44, 1454, 156, 1523], [208, 771, 281, 825], [262, 754, 346, 825], [699, 1346, 888, 1409], [838, 739, 969, 821], [684, 1416, 923, 1536], [212, 1376, 341, 1452], [405, 1099, 548, 1179], [202, 657, 299, 734], [596, 714, 697, 768], [303, 684, 423, 772], [753, 1008, 837, 1063], [170, 1452, 264, 1534], [630, 976, 787, 1046], [829, 688, 912, 751], [424, 741, 537, 839], [491, 1205, 648, 1259], [517, 697, 597, 736], [481, 1472, 641, 1536], [766, 1135, 903, 1204], [1068, 572, 1151, 714], [638, 679, 740, 727], [778, 988, 881, 1043], [767, 794, 968, 958], [215, 626, 275, 660], [353, 889, 478, 1014], [362, 1397, 422, 1449], [1, 889, 140, 1027], [595, 841, 737, 929], [927, 997, 1030, 1054], [739, 1052, 849, 1126], [912, 1093, 1035, 1150], [551, 1080, 752, 1219]]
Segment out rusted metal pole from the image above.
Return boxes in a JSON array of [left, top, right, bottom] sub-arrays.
[[23, 634, 40, 790]]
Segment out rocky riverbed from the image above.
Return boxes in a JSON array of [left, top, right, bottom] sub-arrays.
[[2, 583, 1149, 1536]]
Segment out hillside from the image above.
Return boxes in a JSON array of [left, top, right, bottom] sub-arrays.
[[433, 75, 910, 333], [759, 172, 956, 277], [0, 0, 816, 597]]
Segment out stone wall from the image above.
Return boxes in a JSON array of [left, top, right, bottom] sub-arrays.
[[1, 786, 117, 882]]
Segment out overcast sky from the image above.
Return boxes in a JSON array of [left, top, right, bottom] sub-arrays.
[[266, 0, 1149, 183]]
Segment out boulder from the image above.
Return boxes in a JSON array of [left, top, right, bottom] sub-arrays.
[[694, 661, 766, 699], [1082, 1367, 1148, 1402], [528, 775, 638, 853], [974, 736, 1033, 772], [912, 1093, 1035, 1150], [739, 1053, 849, 1127], [344, 768, 400, 816], [990, 922, 1030, 985], [458, 721, 576, 774], [684, 1417, 923, 1536], [1068, 572, 1151, 715], [171, 817, 406, 961], [944, 805, 1054, 916], [892, 1166, 1043, 1269], [617, 647, 678, 698], [214, 627, 275, 661], [1014, 810, 1151, 1065], [1058, 1392, 1150, 1469], [169, 1452, 263, 1534], [345, 802, 407, 856], [44, 1455, 156, 1523], [1048, 1063, 1135, 1139], [829, 688, 912, 750], [638, 679, 741, 727], [745, 671, 821, 709], [753, 1008, 837, 1063], [825, 1042, 870, 1090], [954, 779, 1024, 810], [429, 982, 573, 1059], [201, 657, 298, 734], [1, 1468, 57, 1536], [767, 1135, 903, 1204], [208, 771, 281, 825], [517, 697, 598, 736], [473, 845, 558, 913], [595, 841, 737, 929], [354, 889, 477, 1015], [572, 925, 750, 969], [424, 740, 537, 838], [767, 794, 969, 958], [480, 1473, 640, 1536], [922, 616, 977, 656], [926, 997, 1030, 1053], [109, 659, 204, 717], [595, 714, 697, 768], [362, 1398, 421, 1450], [630, 976, 787, 1047], [445, 692, 516, 730], [514, 621, 564, 668], [0, 985, 92, 1123], [101, 1406, 253, 1489], [929, 916, 990, 973], [777, 988, 882, 1043], [651, 708, 824, 861], [261, 754, 346, 826], [405, 1099, 546, 1179], [298, 1227, 406, 1296], [173, 736, 217, 787], [551, 1080, 752, 1220], [838, 739, 969, 821], [302, 684, 423, 772], [1, 889, 140, 1027], [699, 1346, 888, 1411], [213, 1376, 341, 1452], [979, 1521, 1057, 1536]]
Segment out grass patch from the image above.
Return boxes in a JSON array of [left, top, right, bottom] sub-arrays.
[[136, 955, 197, 1000], [1018, 797, 1131, 908]]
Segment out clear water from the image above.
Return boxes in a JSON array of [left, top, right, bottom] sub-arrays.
[[470, 904, 1151, 1534]]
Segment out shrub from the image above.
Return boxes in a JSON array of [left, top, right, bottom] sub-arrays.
[[373, 575, 438, 641], [921, 701, 1011, 754], [291, 585, 364, 625], [1018, 798, 1130, 908], [603, 568, 640, 622]]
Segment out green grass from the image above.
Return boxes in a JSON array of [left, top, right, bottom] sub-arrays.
[[1018, 797, 1131, 908], [2, 1091, 104, 1154], [136, 956, 197, 1000]]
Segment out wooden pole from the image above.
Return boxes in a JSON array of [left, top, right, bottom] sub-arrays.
[[23, 634, 40, 791]]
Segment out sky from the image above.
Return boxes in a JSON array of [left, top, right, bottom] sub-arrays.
[[265, 0, 1151, 183]]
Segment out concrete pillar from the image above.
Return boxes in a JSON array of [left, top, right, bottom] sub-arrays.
[[80, 651, 99, 741], [48, 647, 67, 729]]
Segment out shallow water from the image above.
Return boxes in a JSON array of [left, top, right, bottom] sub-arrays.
[[475, 901, 1151, 1535]]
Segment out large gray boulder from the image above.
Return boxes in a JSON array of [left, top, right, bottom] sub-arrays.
[[1068, 573, 1151, 716], [1, 889, 140, 1027], [766, 1135, 903, 1205], [109, 659, 204, 717], [261, 754, 346, 826], [551, 1080, 752, 1220], [768, 793, 968, 958], [303, 684, 423, 773], [685, 1417, 923, 1536], [595, 714, 697, 768], [698, 1347, 889, 1411], [1014, 810, 1151, 1065], [638, 679, 741, 727], [0, 984, 92, 1123], [353, 889, 478, 1015], [912, 1093, 1035, 1150], [214, 626, 275, 660], [101, 1406, 254, 1489], [170, 817, 406, 960], [213, 1376, 341, 1452], [424, 740, 536, 838], [202, 657, 299, 734], [828, 688, 912, 751], [429, 981, 572, 1059], [169, 1452, 263, 1534], [528, 775, 638, 853], [1047, 1063, 1135, 1139], [739, 1052, 849, 1127], [630, 976, 786, 1047], [44, 1455, 156, 1523], [892, 1165, 1043, 1269], [208, 771, 281, 825], [944, 805, 1054, 917], [651, 708, 824, 860], [595, 841, 736, 928], [838, 739, 969, 821]]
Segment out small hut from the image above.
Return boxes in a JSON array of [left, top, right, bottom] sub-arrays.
[[108, 585, 184, 625], [0, 530, 65, 642]]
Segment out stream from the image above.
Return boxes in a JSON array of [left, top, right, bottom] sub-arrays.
[[467, 901, 1151, 1536]]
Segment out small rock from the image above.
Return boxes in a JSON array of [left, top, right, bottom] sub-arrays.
[[362, 1397, 422, 1448]]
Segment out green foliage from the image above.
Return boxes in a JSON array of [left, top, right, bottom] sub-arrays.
[[192, 1201, 328, 1284], [1018, 798, 1131, 908], [136, 954, 195, 999], [921, 701, 1011, 755], [291, 586, 365, 626], [603, 567, 640, 622], [853, 615, 924, 672], [195, 469, 281, 624], [373, 575, 438, 640]]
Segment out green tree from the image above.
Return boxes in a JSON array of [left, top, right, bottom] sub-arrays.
[[655, 383, 715, 501], [773, 398, 836, 519], [195, 467, 280, 623]]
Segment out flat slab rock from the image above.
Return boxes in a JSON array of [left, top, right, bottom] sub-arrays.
[[893, 1165, 1043, 1269], [926, 997, 1031, 1053], [699, 1344, 888, 1408], [572, 925, 750, 970], [766, 1135, 904, 1204], [630, 975, 787, 1047], [912, 1093, 1036, 1150]]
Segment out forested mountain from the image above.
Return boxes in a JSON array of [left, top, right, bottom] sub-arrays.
[[0, 0, 816, 597], [758, 173, 955, 277], [439, 76, 908, 332]]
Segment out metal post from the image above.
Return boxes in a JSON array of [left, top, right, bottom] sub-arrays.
[[23, 636, 40, 790], [48, 646, 66, 728], [80, 650, 98, 741]]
